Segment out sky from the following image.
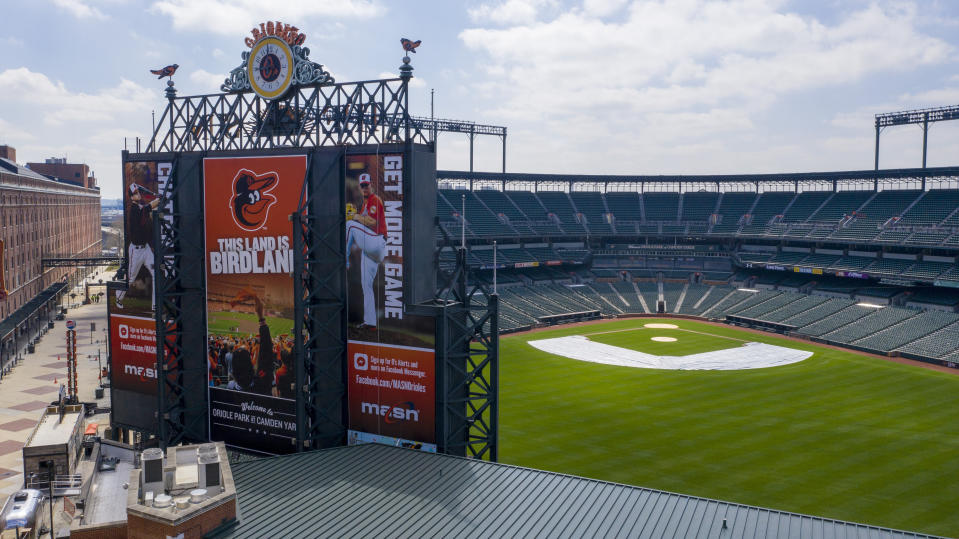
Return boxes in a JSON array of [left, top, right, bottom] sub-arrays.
[[1, 0, 959, 198]]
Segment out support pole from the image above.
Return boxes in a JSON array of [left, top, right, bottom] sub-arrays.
[[501, 129, 507, 173], [922, 113, 929, 169], [469, 125, 475, 173], [874, 121, 880, 171]]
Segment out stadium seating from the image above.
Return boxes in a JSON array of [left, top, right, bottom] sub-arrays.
[[796, 303, 873, 336], [605, 192, 643, 223], [711, 192, 756, 234], [681, 192, 719, 222], [864, 258, 915, 275], [853, 310, 959, 351], [782, 191, 831, 222], [643, 193, 680, 221], [896, 321, 959, 359], [899, 189, 959, 225], [570, 191, 613, 235], [536, 191, 586, 235], [761, 294, 830, 322], [662, 282, 685, 313], [810, 191, 873, 222], [856, 189, 921, 222], [820, 306, 916, 343]]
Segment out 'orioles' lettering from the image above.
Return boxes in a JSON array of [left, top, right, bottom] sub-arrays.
[[245, 21, 306, 48]]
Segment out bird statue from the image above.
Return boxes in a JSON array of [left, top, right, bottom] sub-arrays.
[[150, 64, 179, 79], [400, 38, 421, 54]]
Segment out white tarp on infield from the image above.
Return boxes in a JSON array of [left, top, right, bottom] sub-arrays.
[[527, 335, 812, 370]]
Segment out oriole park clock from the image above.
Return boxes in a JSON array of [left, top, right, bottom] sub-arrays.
[[247, 36, 294, 99]]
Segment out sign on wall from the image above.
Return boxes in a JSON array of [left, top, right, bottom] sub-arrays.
[[344, 153, 437, 451], [203, 155, 306, 454]]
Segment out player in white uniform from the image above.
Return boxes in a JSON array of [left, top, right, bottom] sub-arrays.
[[117, 183, 159, 310], [346, 174, 387, 329]]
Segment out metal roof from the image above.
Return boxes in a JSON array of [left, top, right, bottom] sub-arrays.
[[213, 444, 943, 538]]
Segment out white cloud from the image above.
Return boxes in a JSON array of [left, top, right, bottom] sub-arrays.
[[0, 68, 158, 196], [469, 0, 556, 25], [150, 0, 382, 35], [189, 69, 225, 93], [212, 48, 225, 59], [52, 0, 107, 19], [898, 87, 959, 106], [456, 0, 954, 174]]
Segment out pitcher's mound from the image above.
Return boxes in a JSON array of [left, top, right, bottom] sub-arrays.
[[644, 323, 678, 329], [651, 336, 677, 342]]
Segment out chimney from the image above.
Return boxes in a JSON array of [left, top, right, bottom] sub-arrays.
[[0, 146, 15, 162]]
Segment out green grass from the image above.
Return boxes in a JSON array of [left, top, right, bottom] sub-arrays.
[[499, 318, 959, 536], [207, 311, 294, 337]]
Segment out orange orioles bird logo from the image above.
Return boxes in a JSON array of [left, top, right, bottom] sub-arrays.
[[230, 169, 278, 232]]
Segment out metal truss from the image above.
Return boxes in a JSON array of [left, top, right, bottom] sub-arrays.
[[41, 256, 122, 267], [153, 161, 206, 448], [437, 247, 499, 461], [147, 78, 427, 153], [875, 105, 959, 170], [292, 154, 346, 450]]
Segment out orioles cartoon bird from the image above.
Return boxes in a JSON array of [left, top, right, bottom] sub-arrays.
[[230, 169, 278, 232], [400, 38, 421, 53], [150, 64, 179, 79]]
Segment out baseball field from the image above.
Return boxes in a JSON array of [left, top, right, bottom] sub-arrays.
[[498, 317, 959, 536]]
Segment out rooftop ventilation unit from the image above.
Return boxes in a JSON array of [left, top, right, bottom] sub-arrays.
[[198, 450, 221, 490], [141, 448, 164, 497]]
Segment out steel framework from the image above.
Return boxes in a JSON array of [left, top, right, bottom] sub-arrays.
[[436, 247, 499, 460], [147, 78, 428, 153], [142, 62, 498, 454], [875, 105, 959, 170], [41, 256, 122, 267]]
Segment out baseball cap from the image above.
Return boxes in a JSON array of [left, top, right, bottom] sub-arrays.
[[359, 174, 371, 186]]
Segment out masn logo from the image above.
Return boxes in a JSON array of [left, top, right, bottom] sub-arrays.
[[360, 401, 419, 423], [124, 364, 157, 381]]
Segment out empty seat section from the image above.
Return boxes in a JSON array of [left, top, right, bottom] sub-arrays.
[[711, 192, 756, 234], [809, 191, 872, 222], [783, 298, 856, 327], [864, 258, 915, 275], [782, 191, 831, 222], [761, 294, 829, 322], [735, 291, 804, 319], [605, 192, 643, 223], [821, 307, 916, 343], [796, 304, 875, 336], [505, 191, 563, 235], [905, 231, 951, 246], [460, 190, 515, 236], [899, 189, 959, 225], [681, 192, 719, 222], [853, 310, 959, 351], [901, 261, 952, 280], [537, 191, 586, 234], [896, 321, 959, 359], [662, 282, 684, 312], [611, 281, 644, 313], [856, 189, 920, 221], [476, 189, 534, 235], [678, 284, 716, 314], [725, 290, 780, 316], [643, 193, 680, 221], [569, 192, 613, 235]]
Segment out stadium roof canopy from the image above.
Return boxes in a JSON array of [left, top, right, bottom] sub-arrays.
[[437, 166, 959, 192], [209, 444, 941, 538]]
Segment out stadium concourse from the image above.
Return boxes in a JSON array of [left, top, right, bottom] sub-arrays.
[[436, 168, 959, 369]]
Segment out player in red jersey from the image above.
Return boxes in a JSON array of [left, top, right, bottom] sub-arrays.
[[346, 174, 386, 328]]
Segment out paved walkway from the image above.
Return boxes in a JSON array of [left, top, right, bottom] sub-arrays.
[[0, 269, 112, 508]]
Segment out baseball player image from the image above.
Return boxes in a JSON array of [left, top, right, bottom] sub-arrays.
[[116, 182, 159, 310], [346, 173, 386, 329]]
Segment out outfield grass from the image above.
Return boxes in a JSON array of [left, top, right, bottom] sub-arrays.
[[207, 311, 294, 337], [499, 318, 959, 536]]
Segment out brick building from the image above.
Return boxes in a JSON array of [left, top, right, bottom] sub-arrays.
[[0, 146, 101, 369], [26, 156, 97, 189]]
